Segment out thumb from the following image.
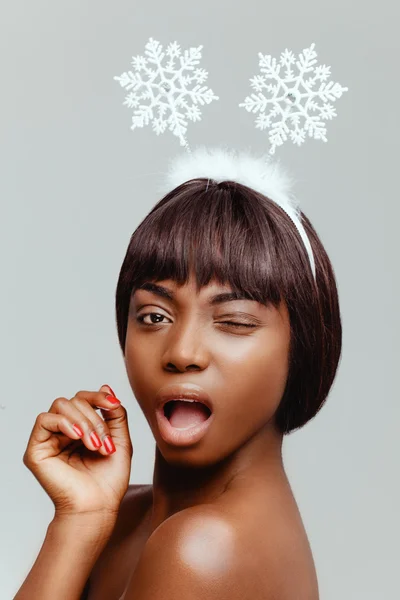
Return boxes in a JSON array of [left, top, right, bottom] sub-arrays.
[[99, 385, 133, 453], [99, 384, 117, 397]]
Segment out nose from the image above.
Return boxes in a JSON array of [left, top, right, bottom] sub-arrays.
[[162, 320, 209, 372]]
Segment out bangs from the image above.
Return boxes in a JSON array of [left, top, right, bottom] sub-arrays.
[[118, 178, 307, 310], [115, 176, 342, 434]]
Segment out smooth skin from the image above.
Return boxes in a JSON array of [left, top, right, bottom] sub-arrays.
[[120, 271, 319, 598], [125, 272, 291, 532], [15, 387, 134, 599], [16, 271, 319, 599], [22, 386, 133, 516]]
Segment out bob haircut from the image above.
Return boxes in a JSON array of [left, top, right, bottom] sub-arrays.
[[115, 178, 342, 435]]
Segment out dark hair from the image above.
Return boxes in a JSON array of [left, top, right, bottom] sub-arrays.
[[115, 178, 342, 435]]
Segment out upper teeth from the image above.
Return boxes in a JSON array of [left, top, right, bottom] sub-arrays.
[[172, 399, 197, 402]]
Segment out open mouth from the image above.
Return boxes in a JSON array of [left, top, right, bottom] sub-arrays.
[[163, 400, 212, 429]]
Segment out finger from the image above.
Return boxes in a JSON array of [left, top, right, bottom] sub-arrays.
[[73, 387, 133, 457], [96, 384, 122, 413], [97, 385, 133, 456], [23, 411, 90, 464], [64, 395, 117, 456], [64, 388, 123, 413], [47, 397, 110, 455], [48, 389, 120, 445]]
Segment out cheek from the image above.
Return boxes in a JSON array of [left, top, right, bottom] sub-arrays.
[[124, 327, 159, 409], [258, 338, 290, 399], [124, 319, 159, 370], [221, 334, 290, 425]]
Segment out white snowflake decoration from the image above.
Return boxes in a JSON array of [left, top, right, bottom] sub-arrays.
[[114, 37, 219, 149], [239, 42, 348, 155]]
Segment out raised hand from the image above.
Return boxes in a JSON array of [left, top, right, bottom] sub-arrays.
[[22, 385, 134, 519]]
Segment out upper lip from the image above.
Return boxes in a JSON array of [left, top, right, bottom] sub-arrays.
[[156, 384, 214, 413]]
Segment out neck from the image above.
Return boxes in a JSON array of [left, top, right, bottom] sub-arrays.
[[148, 421, 286, 534]]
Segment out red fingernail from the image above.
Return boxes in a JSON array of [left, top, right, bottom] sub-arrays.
[[106, 394, 121, 405], [103, 435, 116, 454], [90, 431, 102, 448], [105, 385, 116, 397], [72, 424, 83, 437]]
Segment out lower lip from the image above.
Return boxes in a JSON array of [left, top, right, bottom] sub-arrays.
[[155, 404, 214, 446]]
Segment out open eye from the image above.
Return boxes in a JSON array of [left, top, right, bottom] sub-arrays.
[[136, 313, 168, 326]]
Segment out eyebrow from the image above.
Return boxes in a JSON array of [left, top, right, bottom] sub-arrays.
[[133, 282, 255, 305]]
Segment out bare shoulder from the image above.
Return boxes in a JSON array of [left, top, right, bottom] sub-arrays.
[[146, 502, 242, 553], [124, 486, 319, 600], [124, 504, 252, 599]]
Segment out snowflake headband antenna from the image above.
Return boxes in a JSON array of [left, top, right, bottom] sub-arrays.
[[236, 42, 348, 278], [113, 37, 219, 152], [238, 42, 349, 155], [113, 39, 349, 280]]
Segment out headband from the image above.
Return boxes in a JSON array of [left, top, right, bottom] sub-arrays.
[[114, 38, 348, 280]]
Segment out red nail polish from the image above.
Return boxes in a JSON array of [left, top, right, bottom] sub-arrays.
[[103, 435, 116, 454], [106, 394, 121, 404], [90, 431, 102, 448], [72, 424, 83, 437]]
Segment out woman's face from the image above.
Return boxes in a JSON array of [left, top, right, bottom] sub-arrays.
[[124, 273, 291, 465]]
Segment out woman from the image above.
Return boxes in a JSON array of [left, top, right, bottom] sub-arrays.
[[15, 162, 342, 599]]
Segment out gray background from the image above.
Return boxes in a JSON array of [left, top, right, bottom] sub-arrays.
[[1, 1, 399, 598]]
